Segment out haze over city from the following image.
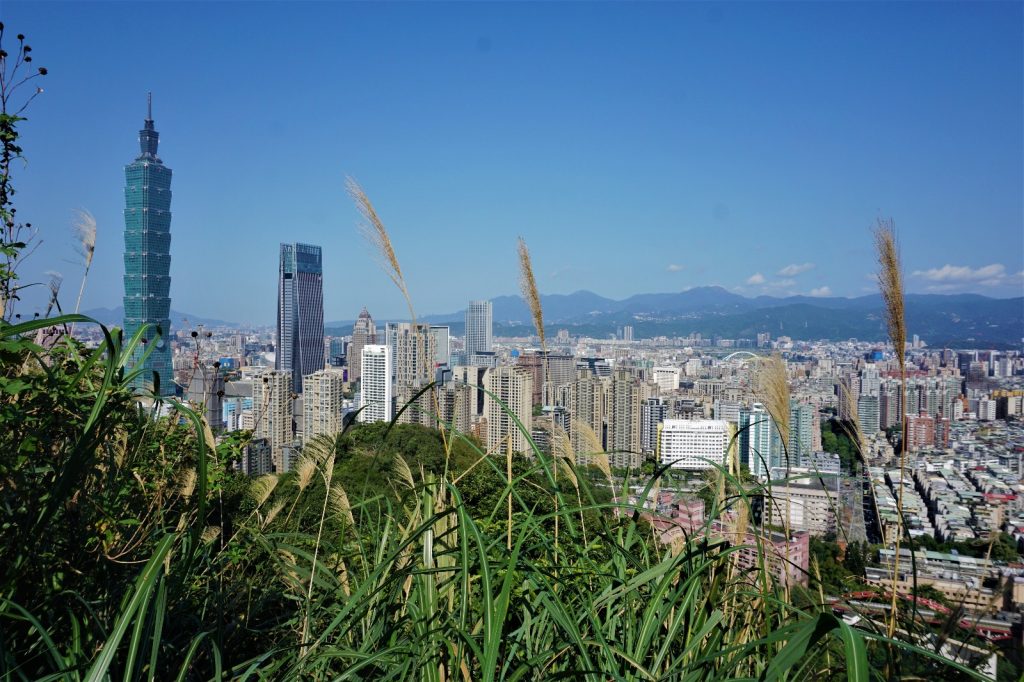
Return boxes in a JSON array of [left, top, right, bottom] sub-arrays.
[[2, 1, 1021, 324]]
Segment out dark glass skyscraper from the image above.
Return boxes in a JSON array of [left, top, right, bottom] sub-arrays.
[[276, 243, 324, 394], [123, 95, 174, 396]]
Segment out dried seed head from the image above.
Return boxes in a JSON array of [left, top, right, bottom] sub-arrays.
[[517, 237, 545, 349], [874, 219, 906, 370], [72, 209, 96, 269], [347, 176, 415, 323]]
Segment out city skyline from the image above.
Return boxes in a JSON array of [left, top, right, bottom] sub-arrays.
[[1, 2, 1021, 324]]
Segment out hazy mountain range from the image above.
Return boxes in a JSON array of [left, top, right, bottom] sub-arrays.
[[80, 307, 237, 330], [340, 287, 1023, 348], [85, 287, 1023, 348]]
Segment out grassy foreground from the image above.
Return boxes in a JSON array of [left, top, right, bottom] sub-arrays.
[[0, 314, 993, 681]]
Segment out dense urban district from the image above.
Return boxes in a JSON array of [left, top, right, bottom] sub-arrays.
[[4, 61, 1023, 678]]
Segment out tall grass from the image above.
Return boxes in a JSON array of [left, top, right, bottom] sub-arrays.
[[0, 207, 993, 680], [875, 218, 909, 639]]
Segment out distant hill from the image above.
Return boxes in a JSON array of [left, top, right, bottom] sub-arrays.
[[80, 307, 239, 330], [102, 289, 1020, 347], [434, 288, 1022, 347], [485, 290, 1024, 346]]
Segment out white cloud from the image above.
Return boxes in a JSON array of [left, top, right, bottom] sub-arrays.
[[777, 263, 815, 277], [912, 263, 1005, 283], [809, 286, 832, 297], [666, 263, 683, 272], [751, 278, 799, 296], [911, 264, 1024, 291]]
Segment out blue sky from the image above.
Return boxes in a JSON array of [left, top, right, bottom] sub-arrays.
[[2, 1, 1021, 324]]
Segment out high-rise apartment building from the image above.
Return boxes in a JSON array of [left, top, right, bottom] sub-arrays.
[[328, 338, 346, 367], [252, 369, 294, 472], [641, 397, 669, 455], [906, 412, 936, 452], [277, 243, 324, 394], [465, 300, 493, 360], [658, 419, 733, 471], [788, 402, 816, 460], [516, 352, 546, 407], [483, 366, 533, 454], [879, 380, 903, 429], [187, 364, 225, 431], [359, 345, 392, 423], [517, 351, 576, 406], [859, 364, 881, 397], [123, 96, 174, 395], [605, 370, 647, 469], [763, 482, 839, 536], [240, 438, 273, 477], [436, 381, 475, 434], [303, 369, 345, 443], [545, 354, 577, 400], [348, 307, 377, 385], [745, 403, 777, 479], [386, 322, 438, 396], [569, 374, 606, 460], [857, 394, 880, 436], [714, 399, 742, 425]]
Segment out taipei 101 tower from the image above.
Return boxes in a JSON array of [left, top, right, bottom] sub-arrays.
[[123, 94, 174, 396]]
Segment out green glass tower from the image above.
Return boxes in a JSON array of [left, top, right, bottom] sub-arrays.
[[123, 94, 174, 396]]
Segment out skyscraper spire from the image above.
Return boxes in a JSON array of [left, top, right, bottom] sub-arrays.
[[138, 92, 159, 159]]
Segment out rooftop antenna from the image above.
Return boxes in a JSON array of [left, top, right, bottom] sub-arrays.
[[147, 92, 152, 121]]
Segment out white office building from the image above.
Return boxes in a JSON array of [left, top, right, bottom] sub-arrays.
[[658, 419, 733, 471], [465, 300, 493, 358], [359, 345, 392, 423], [652, 366, 681, 393], [429, 325, 451, 367]]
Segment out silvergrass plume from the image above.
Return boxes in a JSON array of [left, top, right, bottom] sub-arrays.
[[347, 176, 415, 324], [43, 270, 62, 318], [329, 482, 356, 528], [874, 219, 905, 369], [755, 354, 790, 451], [875, 217, 908, 638], [72, 208, 96, 271], [70, 209, 96, 334], [295, 455, 316, 493], [262, 499, 285, 529], [177, 468, 197, 499], [393, 454, 415, 490], [248, 473, 279, 508], [517, 237, 545, 349]]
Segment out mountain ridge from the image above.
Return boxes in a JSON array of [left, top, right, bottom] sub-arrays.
[[82, 288, 1021, 346], [328, 288, 1022, 346]]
